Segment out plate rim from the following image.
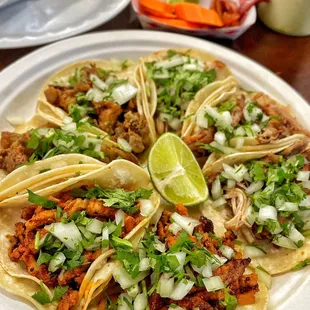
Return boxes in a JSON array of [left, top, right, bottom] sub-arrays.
[[0, 0, 130, 49]]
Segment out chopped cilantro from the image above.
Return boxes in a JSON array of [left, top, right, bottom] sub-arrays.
[[220, 288, 238, 310], [292, 258, 310, 271], [71, 186, 152, 214], [27, 190, 57, 209], [32, 290, 51, 305], [36, 251, 52, 267], [218, 100, 236, 113], [52, 286, 69, 302]]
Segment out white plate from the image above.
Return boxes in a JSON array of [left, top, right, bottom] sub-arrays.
[[0, 30, 309, 309], [0, 0, 130, 48]]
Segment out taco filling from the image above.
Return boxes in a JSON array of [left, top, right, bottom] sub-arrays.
[[44, 64, 151, 155], [102, 205, 260, 309], [184, 91, 308, 159], [207, 151, 310, 251], [145, 50, 221, 134], [0, 122, 138, 174], [7, 185, 154, 309]]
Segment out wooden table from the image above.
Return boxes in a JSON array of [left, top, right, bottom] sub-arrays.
[[0, 5, 309, 102]]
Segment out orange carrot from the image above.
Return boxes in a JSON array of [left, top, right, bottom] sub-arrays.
[[147, 15, 201, 29], [142, 7, 175, 18], [222, 12, 241, 26], [174, 3, 223, 27], [140, 0, 175, 18]]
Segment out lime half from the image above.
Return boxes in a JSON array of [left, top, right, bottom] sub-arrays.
[[148, 133, 208, 206]]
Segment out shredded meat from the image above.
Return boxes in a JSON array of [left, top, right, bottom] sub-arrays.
[[194, 216, 214, 234], [175, 204, 188, 216], [0, 131, 32, 172], [25, 210, 56, 231], [257, 126, 279, 144], [230, 94, 246, 127], [174, 296, 214, 310], [57, 289, 79, 310], [101, 144, 139, 165], [183, 127, 216, 156]]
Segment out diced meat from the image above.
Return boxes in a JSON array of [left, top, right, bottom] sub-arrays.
[[194, 216, 214, 234], [86, 199, 117, 219], [44, 86, 77, 112], [59, 198, 88, 217], [58, 266, 87, 287], [213, 259, 251, 285], [57, 289, 79, 310], [174, 296, 214, 310], [25, 210, 56, 231], [94, 101, 123, 135], [21, 205, 38, 221], [115, 111, 150, 154], [149, 292, 164, 310], [124, 215, 136, 234], [75, 81, 91, 93], [0, 131, 32, 173], [175, 204, 188, 216]]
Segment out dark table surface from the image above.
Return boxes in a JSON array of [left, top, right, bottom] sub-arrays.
[[0, 5, 309, 102]]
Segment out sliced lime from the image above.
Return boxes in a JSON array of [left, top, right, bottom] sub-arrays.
[[148, 133, 208, 206]]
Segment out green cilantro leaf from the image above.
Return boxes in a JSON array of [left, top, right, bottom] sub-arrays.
[[52, 286, 69, 302], [27, 190, 57, 209], [292, 258, 310, 271], [32, 291, 51, 305]]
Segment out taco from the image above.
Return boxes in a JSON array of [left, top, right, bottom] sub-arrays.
[[0, 160, 160, 309], [83, 204, 268, 310], [202, 145, 310, 275], [139, 49, 233, 136], [182, 83, 310, 166], [37, 60, 157, 163]]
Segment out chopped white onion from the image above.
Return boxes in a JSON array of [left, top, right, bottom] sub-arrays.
[[169, 222, 182, 235], [86, 218, 104, 234], [158, 274, 174, 298], [219, 245, 234, 259], [139, 258, 150, 272], [117, 137, 132, 153], [210, 141, 236, 155], [90, 74, 108, 90], [171, 213, 200, 235], [112, 83, 138, 105], [244, 245, 266, 258], [275, 196, 285, 209], [251, 124, 261, 134], [287, 227, 305, 246], [127, 284, 140, 298], [168, 306, 185, 310], [234, 137, 245, 149], [202, 262, 213, 278], [102, 226, 109, 249], [214, 131, 226, 146], [46, 222, 82, 250], [133, 293, 148, 310], [211, 255, 227, 270], [183, 63, 202, 71], [227, 179, 236, 189], [169, 118, 182, 131], [169, 252, 186, 271], [300, 196, 310, 207], [234, 126, 245, 136], [159, 112, 173, 123], [258, 205, 277, 222], [297, 171, 310, 182], [117, 294, 132, 310], [155, 56, 184, 69], [115, 210, 126, 226], [246, 205, 258, 226], [256, 267, 272, 289], [273, 235, 298, 250], [212, 197, 227, 208], [246, 181, 264, 195], [48, 252, 66, 272], [61, 122, 77, 132], [220, 111, 233, 127], [170, 279, 194, 300], [203, 276, 225, 292], [196, 110, 209, 129], [211, 177, 222, 200], [222, 163, 247, 182], [153, 69, 170, 79], [154, 238, 166, 253], [302, 181, 310, 189], [278, 202, 298, 212], [113, 266, 148, 289], [139, 199, 154, 217]]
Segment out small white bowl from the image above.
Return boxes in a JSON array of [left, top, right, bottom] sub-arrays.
[[131, 0, 256, 40]]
